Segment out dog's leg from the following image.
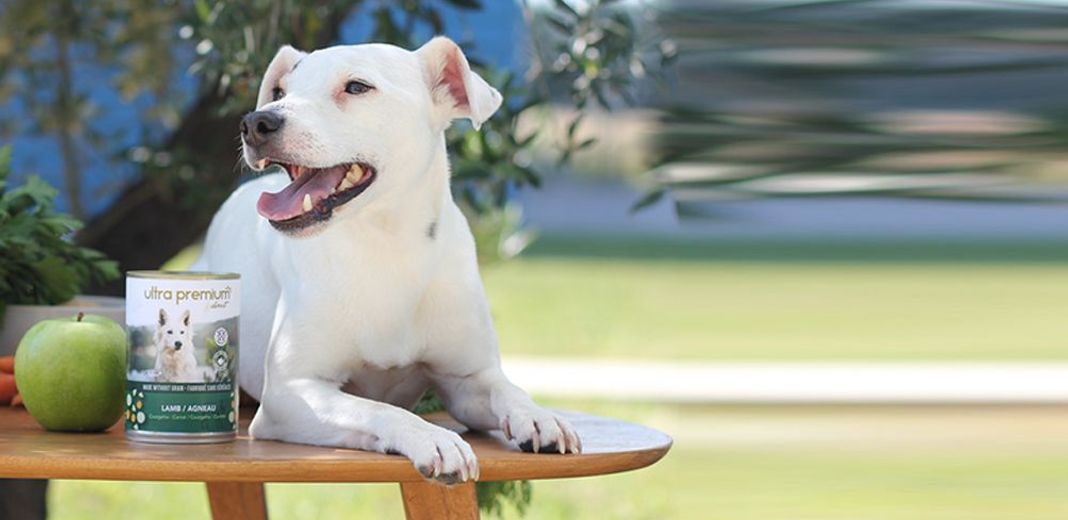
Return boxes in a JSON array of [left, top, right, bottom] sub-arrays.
[[431, 366, 582, 454], [421, 208, 582, 455], [252, 378, 479, 483], [250, 302, 479, 484], [419, 211, 581, 454]]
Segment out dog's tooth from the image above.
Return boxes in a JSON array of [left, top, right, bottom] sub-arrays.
[[338, 177, 355, 191], [345, 164, 363, 182], [302, 194, 313, 212]]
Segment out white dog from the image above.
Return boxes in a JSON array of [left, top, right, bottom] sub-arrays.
[[195, 37, 580, 484], [153, 308, 202, 383]]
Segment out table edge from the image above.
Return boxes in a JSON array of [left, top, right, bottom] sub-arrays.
[[0, 442, 671, 483]]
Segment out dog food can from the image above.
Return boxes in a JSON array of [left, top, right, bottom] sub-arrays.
[[125, 271, 240, 443]]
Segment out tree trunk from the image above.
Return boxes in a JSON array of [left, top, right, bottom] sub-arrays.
[[55, 21, 84, 220], [77, 92, 243, 296]]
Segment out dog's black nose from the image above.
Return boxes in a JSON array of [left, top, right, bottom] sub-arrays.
[[174, 341, 183, 350], [241, 110, 284, 146]]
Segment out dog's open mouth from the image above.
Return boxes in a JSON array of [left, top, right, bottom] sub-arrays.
[[256, 161, 376, 231]]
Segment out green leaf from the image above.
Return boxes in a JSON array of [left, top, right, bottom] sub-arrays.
[[515, 132, 538, 148], [412, 389, 444, 414], [544, 14, 575, 34], [477, 480, 533, 516], [0, 145, 11, 181], [515, 165, 542, 188], [0, 149, 119, 316], [30, 257, 79, 305], [194, 0, 212, 22], [630, 189, 666, 213], [567, 116, 583, 138], [551, 0, 580, 18], [442, 0, 483, 9]]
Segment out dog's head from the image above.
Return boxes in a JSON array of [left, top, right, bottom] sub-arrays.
[[156, 308, 193, 357], [240, 37, 502, 232]]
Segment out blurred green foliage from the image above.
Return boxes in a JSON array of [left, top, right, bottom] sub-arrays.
[[0, 146, 119, 319], [0, 0, 671, 259], [643, 0, 1068, 213]]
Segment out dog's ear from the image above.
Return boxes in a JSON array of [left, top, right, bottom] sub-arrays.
[[417, 37, 502, 130], [181, 309, 191, 327], [158, 308, 167, 326], [256, 45, 307, 109]]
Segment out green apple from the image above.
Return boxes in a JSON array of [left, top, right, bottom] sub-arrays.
[[15, 312, 126, 432]]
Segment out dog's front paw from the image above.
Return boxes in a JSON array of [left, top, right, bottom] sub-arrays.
[[396, 424, 479, 485], [501, 408, 581, 454]]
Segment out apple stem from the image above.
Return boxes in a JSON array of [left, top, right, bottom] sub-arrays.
[[76, 312, 84, 322]]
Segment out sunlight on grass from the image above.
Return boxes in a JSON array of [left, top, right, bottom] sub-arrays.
[[485, 259, 1068, 360], [165, 240, 1068, 361]]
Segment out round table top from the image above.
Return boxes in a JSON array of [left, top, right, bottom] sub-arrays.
[[0, 408, 671, 483]]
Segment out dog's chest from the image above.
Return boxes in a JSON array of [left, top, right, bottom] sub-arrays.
[[341, 364, 429, 409], [291, 228, 437, 367]]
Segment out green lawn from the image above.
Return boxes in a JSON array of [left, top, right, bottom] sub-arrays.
[[486, 258, 1068, 361], [49, 403, 1068, 520], [170, 236, 1068, 361]]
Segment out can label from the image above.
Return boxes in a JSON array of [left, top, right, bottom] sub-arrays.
[[125, 274, 239, 436]]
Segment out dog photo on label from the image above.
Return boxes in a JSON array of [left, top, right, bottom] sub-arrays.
[[194, 36, 581, 484], [153, 308, 204, 383]]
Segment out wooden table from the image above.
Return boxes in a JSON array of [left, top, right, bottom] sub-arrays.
[[0, 408, 671, 519]]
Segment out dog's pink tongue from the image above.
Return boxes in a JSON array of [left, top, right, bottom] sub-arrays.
[[257, 168, 345, 220]]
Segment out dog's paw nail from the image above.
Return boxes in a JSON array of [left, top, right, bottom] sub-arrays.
[[501, 419, 513, 440], [508, 410, 582, 455], [417, 465, 436, 479]]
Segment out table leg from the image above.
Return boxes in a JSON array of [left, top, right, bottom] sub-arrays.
[[206, 481, 268, 520], [399, 481, 479, 520]]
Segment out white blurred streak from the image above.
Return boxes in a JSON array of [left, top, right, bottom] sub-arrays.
[[867, 110, 1048, 136], [503, 357, 1068, 403], [732, 172, 1005, 194]]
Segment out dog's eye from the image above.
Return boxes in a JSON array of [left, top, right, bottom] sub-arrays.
[[344, 80, 373, 95], [167, 330, 173, 334], [272, 87, 285, 101]]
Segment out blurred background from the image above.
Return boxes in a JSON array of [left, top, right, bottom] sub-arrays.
[[2, 0, 1068, 518]]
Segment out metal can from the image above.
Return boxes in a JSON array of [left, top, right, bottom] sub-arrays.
[[124, 271, 240, 443]]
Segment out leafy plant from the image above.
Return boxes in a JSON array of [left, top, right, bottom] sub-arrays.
[[478, 480, 534, 517], [0, 146, 119, 319]]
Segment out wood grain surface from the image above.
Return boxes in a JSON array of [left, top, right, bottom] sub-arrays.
[[206, 481, 267, 520], [400, 481, 479, 520], [0, 408, 671, 483]]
